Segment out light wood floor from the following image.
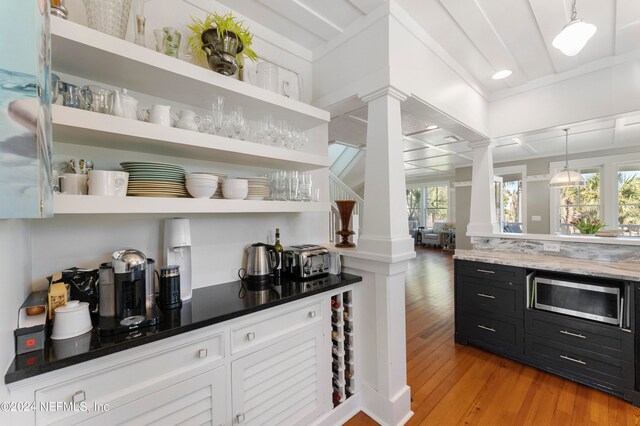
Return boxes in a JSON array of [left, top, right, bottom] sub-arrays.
[[346, 246, 640, 426]]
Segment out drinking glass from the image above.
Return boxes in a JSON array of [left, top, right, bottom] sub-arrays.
[[223, 114, 234, 138], [262, 115, 276, 145], [211, 96, 225, 135], [231, 107, 246, 139], [153, 29, 165, 52], [287, 171, 299, 201], [300, 172, 312, 202], [163, 27, 181, 58], [199, 115, 212, 133]]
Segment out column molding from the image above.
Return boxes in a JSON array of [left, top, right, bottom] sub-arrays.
[[360, 85, 408, 103], [467, 139, 501, 235]]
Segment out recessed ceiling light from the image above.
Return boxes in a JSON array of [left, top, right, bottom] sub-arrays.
[[492, 70, 512, 80], [425, 125, 439, 131]]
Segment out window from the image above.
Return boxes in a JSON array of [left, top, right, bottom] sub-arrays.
[[426, 186, 448, 227], [406, 188, 422, 230], [558, 169, 601, 234], [503, 180, 522, 225], [618, 168, 640, 236]]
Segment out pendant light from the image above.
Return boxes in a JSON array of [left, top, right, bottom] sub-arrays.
[[549, 128, 585, 188], [552, 0, 597, 57]]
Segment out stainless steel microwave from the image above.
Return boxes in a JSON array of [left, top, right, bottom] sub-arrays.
[[533, 276, 621, 325]]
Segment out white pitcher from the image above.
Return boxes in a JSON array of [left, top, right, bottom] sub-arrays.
[[112, 88, 138, 120], [138, 104, 173, 126], [174, 110, 201, 132]]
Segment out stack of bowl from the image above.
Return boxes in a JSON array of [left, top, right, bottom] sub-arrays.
[[240, 176, 271, 200], [186, 173, 219, 199], [222, 178, 248, 200]]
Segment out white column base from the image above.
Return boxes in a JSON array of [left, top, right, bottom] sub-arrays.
[[467, 221, 500, 235], [356, 235, 415, 261], [361, 383, 413, 426]]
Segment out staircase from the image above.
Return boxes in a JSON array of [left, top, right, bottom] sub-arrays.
[[329, 171, 364, 243]]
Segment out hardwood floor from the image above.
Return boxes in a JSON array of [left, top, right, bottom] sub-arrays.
[[346, 246, 640, 425]]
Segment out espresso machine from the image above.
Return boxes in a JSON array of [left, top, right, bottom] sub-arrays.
[[98, 249, 161, 335]]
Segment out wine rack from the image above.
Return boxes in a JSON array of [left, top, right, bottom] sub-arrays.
[[331, 290, 355, 407]]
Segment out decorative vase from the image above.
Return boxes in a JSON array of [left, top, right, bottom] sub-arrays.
[[83, 0, 132, 39], [201, 28, 244, 76], [335, 200, 356, 248]]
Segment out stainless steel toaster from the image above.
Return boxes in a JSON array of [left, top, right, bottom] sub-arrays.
[[283, 245, 330, 279]]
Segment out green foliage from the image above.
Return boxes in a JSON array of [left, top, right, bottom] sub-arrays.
[[570, 215, 606, 234], [187, 12, 258, 64]]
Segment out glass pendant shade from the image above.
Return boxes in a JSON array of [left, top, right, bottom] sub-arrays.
[[552, 19, 597, 56], [549, 168, 586, 187]]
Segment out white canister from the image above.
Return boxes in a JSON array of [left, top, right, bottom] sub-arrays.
[[60, 173, 88, 195], [138, 104, 172, 126], [88, 170, 129, 196]]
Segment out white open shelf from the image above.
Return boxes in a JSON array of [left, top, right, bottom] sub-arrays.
[[53, 194, 330, 215], [51, 17, 329, 130], [52, 105, 328, 171]]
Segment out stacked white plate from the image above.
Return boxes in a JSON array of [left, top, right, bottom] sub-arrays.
[[239, 176, 271, 200], [121, 161, 187, 198], [186, 173, 219, 199]]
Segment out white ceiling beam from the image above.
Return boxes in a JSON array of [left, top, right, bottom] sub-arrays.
[[615, 0, 640, 55], [438, 0, 527, 87], [527, 0, 581, 73], [347, 0, 387, 15], [613, 118, 626, 143], [259, 0, 344, 41]]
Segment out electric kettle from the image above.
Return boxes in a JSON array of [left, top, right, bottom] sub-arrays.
[[245, 243, 280, 285]]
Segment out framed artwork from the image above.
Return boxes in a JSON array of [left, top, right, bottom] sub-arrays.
[[0, 0, 53, 218]]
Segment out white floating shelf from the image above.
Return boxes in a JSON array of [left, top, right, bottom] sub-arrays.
[[53, 194, 330, 215], [51, 17, 329, 130], [53, 105, 328, 171]]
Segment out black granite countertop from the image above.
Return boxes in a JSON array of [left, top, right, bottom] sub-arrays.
[[5, 273, 361, 384]]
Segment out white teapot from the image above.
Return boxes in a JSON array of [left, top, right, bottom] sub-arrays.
[[111, 88, 138, 120], [174, 110, 201, 132]]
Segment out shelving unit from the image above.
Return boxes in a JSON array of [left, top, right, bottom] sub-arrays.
[[49, 16, 331, 216], [331, 290, 355, 407], [53, 106, 328, 171], [53, 194, 329, 214], [50, 17, 329, 130]]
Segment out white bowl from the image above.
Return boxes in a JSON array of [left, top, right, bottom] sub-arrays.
[[187, 183, 216, 199], [222, 184, 249, 200], [51, 301, 92, 340], [223, 178, 248, 189]]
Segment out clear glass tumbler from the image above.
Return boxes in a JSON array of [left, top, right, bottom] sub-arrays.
[[83, 0, 132, 39]]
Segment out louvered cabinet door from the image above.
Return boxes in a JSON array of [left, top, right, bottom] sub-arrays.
[[80, 366, 226, 426], [231, 325, 328, 425]]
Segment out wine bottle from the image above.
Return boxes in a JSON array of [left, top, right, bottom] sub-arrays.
[[274, 228, 283, 278]]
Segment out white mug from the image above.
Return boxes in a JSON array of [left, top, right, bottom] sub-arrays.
[[138, 104, 172, 126], [60, 174, 88, 195], [88, 170, 129, 197]]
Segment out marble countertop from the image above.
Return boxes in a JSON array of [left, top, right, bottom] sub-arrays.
[[454, 249, 640, 281], [5, 273, 362, 384]]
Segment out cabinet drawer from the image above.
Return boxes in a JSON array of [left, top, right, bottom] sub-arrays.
[[525, 334, 634, 389], [457, 310, 523, 354], [525, 310, 633, 361], [456, 260, 524, 284], [35, 332, 223, 425], [458, 278, 523, 318], [231, 300, 322, 354]]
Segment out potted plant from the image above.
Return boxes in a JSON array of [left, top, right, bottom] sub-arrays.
[[187, 12, 258, 76], [570, 215, 606, 234]]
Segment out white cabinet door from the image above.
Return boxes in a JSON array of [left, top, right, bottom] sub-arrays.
[[80, 366, 226, 426], [231, 325, 329, 426]]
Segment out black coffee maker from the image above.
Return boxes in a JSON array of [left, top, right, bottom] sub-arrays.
[[113, 249, 147, 323], [98, 249, 161, 335]]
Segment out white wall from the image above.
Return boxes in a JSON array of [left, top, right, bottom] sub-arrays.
[[0, 220, 32, 425]]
